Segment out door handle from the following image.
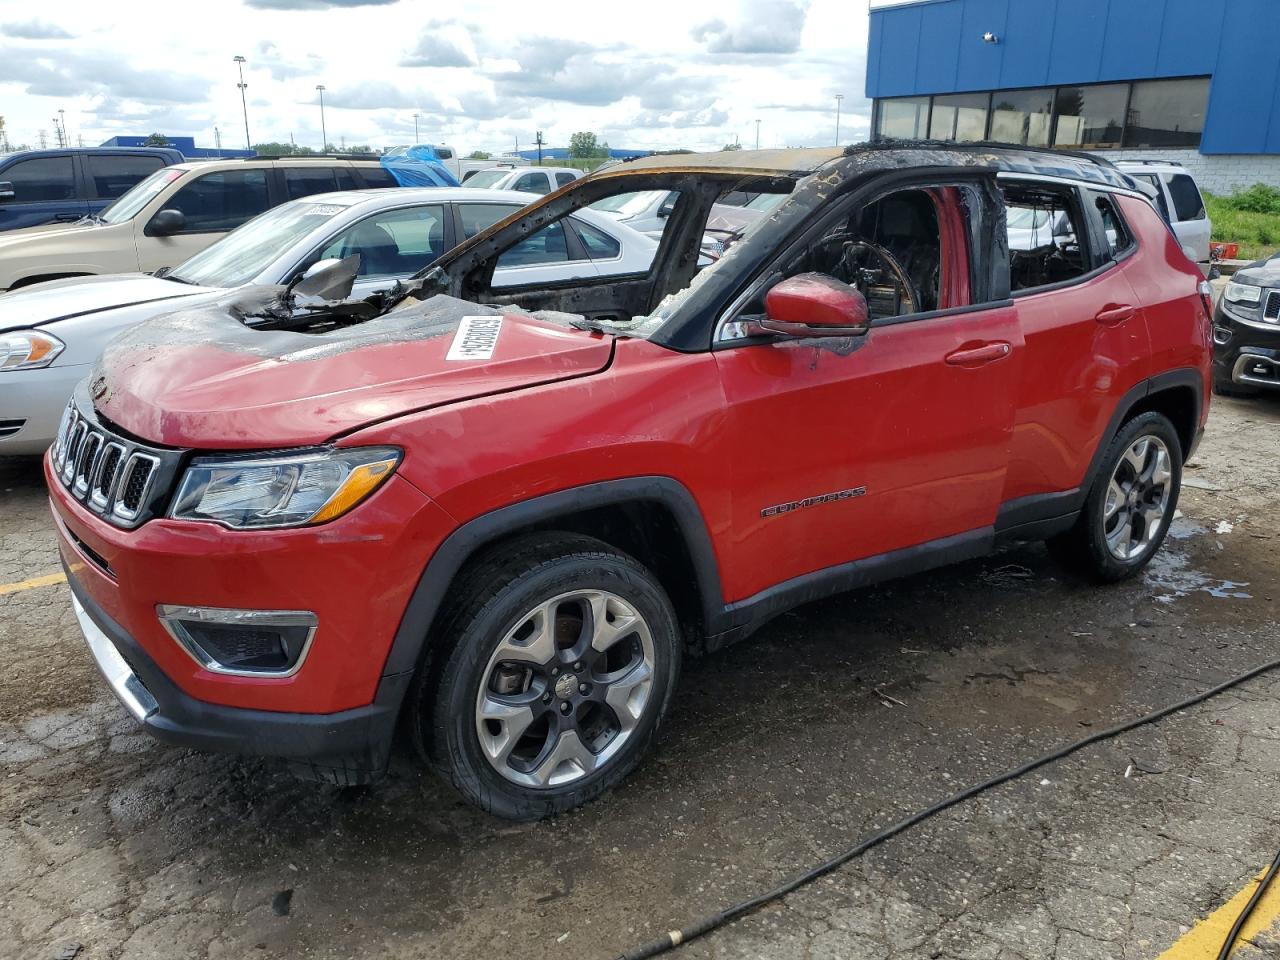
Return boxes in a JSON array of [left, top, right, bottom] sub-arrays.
[[1095, 304, 1135, 326], [945, 342, 1011, 367]]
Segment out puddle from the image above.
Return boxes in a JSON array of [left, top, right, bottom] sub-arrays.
[[1145, 549, 1252, 603], [1166, 515, 1205, 541]]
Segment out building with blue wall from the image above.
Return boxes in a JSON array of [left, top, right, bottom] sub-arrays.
[[866, 0, 1280, 192], [99, 136, 254, 159]]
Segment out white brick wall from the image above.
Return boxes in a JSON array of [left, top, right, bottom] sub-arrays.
[[1087, 149, 1280, 196]]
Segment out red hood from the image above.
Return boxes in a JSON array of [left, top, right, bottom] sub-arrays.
[[93, 300, 613, 449]]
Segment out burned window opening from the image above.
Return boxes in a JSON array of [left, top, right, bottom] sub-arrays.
[[1002, 183, 1090, 293]]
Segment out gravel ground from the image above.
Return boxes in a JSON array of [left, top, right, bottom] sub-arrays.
[[0, 394, 1278, 960]]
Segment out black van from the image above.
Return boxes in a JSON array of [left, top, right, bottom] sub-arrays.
[[0, 147, 185, 233]]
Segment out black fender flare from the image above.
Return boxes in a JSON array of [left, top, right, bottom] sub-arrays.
[[378, 476, 727, 688]]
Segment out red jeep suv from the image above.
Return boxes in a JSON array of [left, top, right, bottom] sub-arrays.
[[47, 144, 1212, 819]]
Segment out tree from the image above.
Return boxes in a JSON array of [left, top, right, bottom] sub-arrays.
[[144, 133, 170, 147], [595, 139, 612, 159], [722, 142, 742, 151], [568, 131, 598, 159], [467, 150, 491, 160]]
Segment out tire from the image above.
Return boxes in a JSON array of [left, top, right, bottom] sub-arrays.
[[1213, 378, 1259, 399], [1048, 412, 1182, 583], [411, 533, 681, 820]]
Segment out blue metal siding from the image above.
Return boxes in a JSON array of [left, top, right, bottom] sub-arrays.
[[867, 0, 1272, 154]]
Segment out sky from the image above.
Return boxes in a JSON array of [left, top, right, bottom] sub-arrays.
[[0, 0, 890, 155]]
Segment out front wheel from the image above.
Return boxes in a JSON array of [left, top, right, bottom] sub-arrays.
[[414, 534, 681, 820], [1048, 412, 1182, 582]]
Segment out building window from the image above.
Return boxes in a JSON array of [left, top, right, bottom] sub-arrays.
[[1052, 84, 1128, 149], [876, 97, 930, 139], [1124, 78, 1209, 149], [989, 89, 1054, 147], [929, 93, 990, 142]]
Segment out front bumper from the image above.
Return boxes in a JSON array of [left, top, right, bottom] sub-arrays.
[[1213, 303, 1280, 391], [67, 566, 407, 783], [0, 362, 91, 455]]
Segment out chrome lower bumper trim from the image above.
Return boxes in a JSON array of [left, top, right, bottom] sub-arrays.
[[72, 593, 158, 721]]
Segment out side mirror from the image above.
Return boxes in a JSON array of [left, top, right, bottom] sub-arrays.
[[148, 209, 186, 236], [290, 254, 360, 301], [760, 273, 870, 337], [0, 182, 14, 201], [657, 194, 677, 219]]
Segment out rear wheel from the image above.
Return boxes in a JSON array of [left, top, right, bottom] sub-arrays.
[[414, 534, 681, 820], [1048, 412, 1182, 582]]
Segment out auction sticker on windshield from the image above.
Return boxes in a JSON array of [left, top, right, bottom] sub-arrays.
[[447, 316, 504, 360]]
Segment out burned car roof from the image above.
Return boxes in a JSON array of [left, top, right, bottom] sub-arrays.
[[593, 140, 1135, 191]]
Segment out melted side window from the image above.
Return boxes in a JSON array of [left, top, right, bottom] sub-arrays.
[[1002, 183, 1090, 292], [1093, 193, 1135, 260]]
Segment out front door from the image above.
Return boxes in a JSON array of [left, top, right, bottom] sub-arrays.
[[712, 181, 1019, 603]]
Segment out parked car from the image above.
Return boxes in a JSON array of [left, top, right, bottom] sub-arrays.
[[0, 188, 655, 454], [1210, 252, 1280, 396], [590, 189, 676, 236], [48, 145, 1211, 820], [383, 144, 522, 183], [460, 165, 582, 195], [0, 157, 404, 292], [0, 147, 184, 233], [1115, 160, 1211, 272]]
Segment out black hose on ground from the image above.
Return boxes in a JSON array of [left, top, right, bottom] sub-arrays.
[[614, 656, 1280, 960], [1218, 847, 1280, 960]]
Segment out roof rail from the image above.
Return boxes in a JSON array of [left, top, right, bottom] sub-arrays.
[[242, 153, 382, 161], [859, 137, 1120, 169], [1117, 158, 1184, 167]]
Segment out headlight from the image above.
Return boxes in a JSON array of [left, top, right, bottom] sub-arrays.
[[0, 330, 65, 371], [1225, 282, 1262, 306], [170, 446, 401, 529]]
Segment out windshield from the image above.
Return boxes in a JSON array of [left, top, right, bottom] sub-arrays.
[[589, 191, 668, 217], [464, 170, 509, 189], [169, 199, 353, 288], [99, 167, 186, 224]]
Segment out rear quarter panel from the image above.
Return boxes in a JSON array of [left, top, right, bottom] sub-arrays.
[[1116, 194, 1212, 427]]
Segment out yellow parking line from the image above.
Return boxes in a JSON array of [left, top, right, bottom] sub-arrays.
[[0, 572, 67, 596], [1159, 866, 1280, 959]]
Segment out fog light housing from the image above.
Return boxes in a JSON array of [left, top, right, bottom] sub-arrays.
[[1214, 324, 1233, 345], [157, 606, 318, 677]]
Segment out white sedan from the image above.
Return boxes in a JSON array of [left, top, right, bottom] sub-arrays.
[[0, 187, 657, 454]]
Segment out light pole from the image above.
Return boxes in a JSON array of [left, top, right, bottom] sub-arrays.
[[233, 56, 250, 150], [834, 94, 844, 146], [413, 112, 421, 144], [316, 85, 328, 152], [58, 109, 67, 147], [51, 117, 63, 147], [755, 118, 761, 150]]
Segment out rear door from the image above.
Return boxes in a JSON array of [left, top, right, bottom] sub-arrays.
[[711, 175, 1019, 601], [84, 153, 168, 214], [0, 154, 86, 231], [455, 201, 601, 286], [1000, 178, 1151, 512]]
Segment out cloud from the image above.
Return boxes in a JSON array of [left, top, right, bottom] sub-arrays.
[[243, 0, 397, 8], [252, 41, 325, 81], [488, 42, 676, 109], [692, 0, 810, 54], [0, 48, 210, 103], [400, 20, 477, 68], [4, 19, 74, 39], [631, 105, 730, 129]]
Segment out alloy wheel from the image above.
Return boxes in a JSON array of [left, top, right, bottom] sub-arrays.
[[474, 589, 655, 789], [1103, 435, 1173, 562]]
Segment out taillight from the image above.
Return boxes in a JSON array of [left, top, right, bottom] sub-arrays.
[[1198, 280, 1214, 320]]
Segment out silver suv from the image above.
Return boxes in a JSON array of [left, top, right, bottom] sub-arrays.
[[0, 157, 400, 292], [1115, 160, 1211, 273]]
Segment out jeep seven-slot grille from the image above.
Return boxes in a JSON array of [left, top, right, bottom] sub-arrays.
[[1264, 291, 1280, 322], [50, 400, 172, 529]]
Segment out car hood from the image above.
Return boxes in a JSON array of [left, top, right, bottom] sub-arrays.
[[91, 290, 614, 449], [0, 273, 215, 332], [1229, 254, 1280, 287]]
